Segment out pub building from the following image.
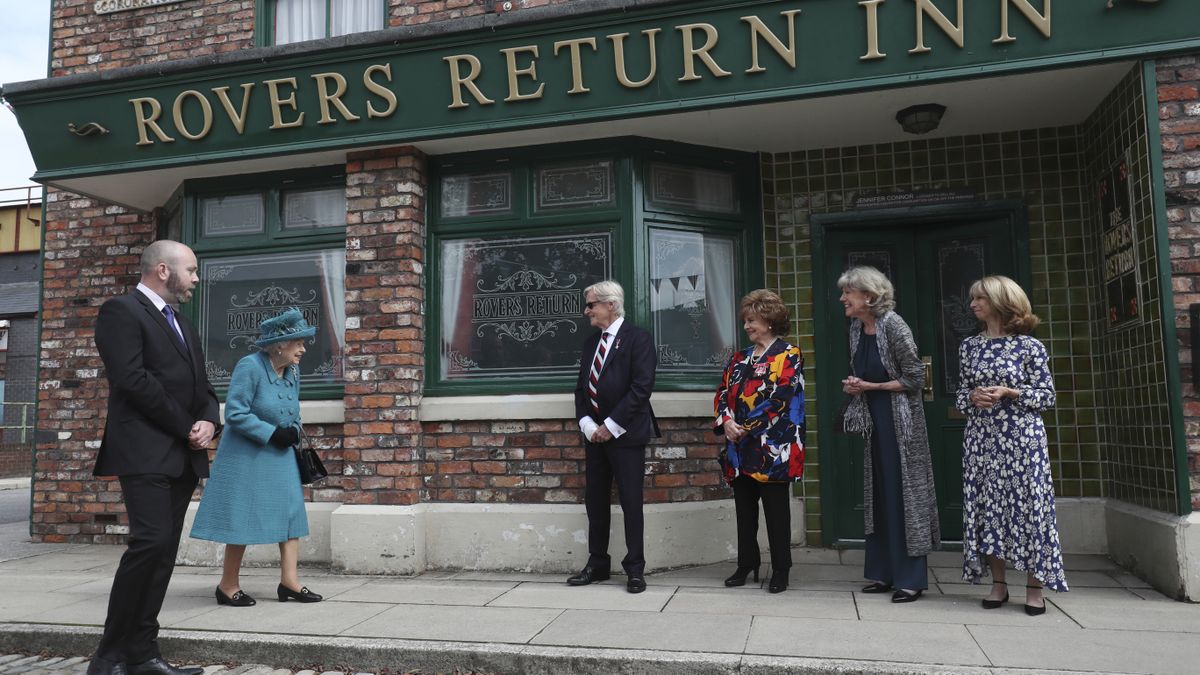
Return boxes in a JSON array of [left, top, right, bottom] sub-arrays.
[[6, 0, 1200, 597]]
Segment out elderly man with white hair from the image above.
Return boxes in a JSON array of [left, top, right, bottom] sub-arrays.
[[568, 280, 659, 594]]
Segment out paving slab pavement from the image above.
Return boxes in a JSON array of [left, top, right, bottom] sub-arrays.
[[0, 544, 1196, 674]]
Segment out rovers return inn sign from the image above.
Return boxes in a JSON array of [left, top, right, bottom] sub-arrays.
[[4, 0, 1196, 189]]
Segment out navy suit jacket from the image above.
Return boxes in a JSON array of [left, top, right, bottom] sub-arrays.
[[93, 289, 219, 478], [574, 320, 659, 448]]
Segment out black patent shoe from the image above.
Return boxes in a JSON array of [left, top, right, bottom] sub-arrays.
[[567, 566, 610, 586], [127, 657, 202, 675], [1024, 584, 1046, 616], [891, 589, 923, 603], [277, 583, 323, 603], [215, 586, 256, 607], [724, 566, 760, 587], [982, 581, 1009, 610], [861, 581, 893, 594], [627, 576, 647, 593], [86, 657, 127, 675], [768, 570, 789, 594]]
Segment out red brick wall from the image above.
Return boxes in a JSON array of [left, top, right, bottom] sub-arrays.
[[1158, 55, 1200, 508], [0, 444, 31, 478], [50, 0, 586, 76], [421, 418, 725, 504], [341, 146, 427, 506]]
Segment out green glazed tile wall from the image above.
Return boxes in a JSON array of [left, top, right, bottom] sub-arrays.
[[763, 64, 1178, 543], [1081, 67, 1178, 513]]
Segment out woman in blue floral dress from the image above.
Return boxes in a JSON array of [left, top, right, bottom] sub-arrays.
[[956, 276, 1067, 616], [715, 289, 806, 594]]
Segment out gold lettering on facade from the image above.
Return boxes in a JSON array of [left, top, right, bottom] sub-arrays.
[[677, 23, 732, 82], [994, 0, 1051, 43], [312, 72, 362, 124], [211, 84, 255, 135], [264, 77, 306, 129], [553, 37, 599, 95], [129, 97, 175, 146], [500, 45, 547, 102], [742, 9, 802, 73], [910, 0, 965, 54], [444, 54, 495, 109], [608, 29, 662, 89], [171, 90, 213, 140], [364, 64, 399, 118], [860, 0, 887, 60]]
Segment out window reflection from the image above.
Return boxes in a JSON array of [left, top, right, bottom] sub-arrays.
[[649, 229, 736, 373]]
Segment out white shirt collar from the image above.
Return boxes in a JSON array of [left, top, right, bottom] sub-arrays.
[[136, 282, 169, 311], [602, 316, 624, 339]]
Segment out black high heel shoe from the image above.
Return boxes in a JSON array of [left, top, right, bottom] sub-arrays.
[[215, 587, 255, 607], [1024, 584, 1046, 616], [768, 570, 788, 594], [724, 566, 760, 587], [982, 580, 1009, 610], [277, 584, 323, 603]]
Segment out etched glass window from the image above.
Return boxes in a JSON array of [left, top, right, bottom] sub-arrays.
[[441, 172, 512, 218], [936, 239, 988, 396], [200, 194, 265, 238], [650, 229, 737, 373], [648, 163, 738, 215], [535, 160, 615, 211], [199, 249, 346, 387], [283, 187, 345, 230], [439, 233, 611, 380]]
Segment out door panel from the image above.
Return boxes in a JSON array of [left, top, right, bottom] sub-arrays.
[[819, 211, 1019, 547]]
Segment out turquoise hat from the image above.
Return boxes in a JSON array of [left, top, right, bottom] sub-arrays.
[[255, 307, 317, 347]]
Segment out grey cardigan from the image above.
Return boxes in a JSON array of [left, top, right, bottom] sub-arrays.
[[844, 311, 940, 557]]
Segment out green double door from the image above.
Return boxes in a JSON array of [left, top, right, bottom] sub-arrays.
[[814, 204, 1028, 546]]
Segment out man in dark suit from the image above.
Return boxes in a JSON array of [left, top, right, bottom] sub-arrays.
[[568, 280, 658, 593], [88, 240, 219, 675]]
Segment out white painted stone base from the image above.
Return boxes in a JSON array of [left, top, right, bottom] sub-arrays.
[[177, 498, 805, 575], [1105, 499, 1200, 601], [1054, 497, 1108, 555]]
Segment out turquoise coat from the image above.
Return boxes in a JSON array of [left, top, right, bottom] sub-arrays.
[[190, 352, 308, 545]]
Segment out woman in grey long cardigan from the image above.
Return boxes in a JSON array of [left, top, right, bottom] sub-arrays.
[[839, 266, 939, 603]]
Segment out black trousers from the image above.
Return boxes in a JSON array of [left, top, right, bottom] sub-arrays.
[[96, 467, 198, 664], [584, 441, 646, 576], [732, 475, 792, 571]]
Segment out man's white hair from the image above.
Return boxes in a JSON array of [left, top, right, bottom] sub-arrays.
[[584, 280, 625, 317]]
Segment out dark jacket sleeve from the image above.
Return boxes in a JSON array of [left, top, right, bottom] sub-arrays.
[[95, 298, 195, 441], [607, 327, 657, 430]]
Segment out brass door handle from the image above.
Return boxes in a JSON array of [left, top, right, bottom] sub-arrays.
[[922, 356, 933, 402]]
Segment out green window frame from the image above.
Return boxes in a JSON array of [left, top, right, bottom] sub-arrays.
[[427, 138, 763, 396], [255, 0, 387, 48], [181, 166, 348, 400]]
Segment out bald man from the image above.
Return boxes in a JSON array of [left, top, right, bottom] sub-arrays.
[[89, 241, 218, 675]]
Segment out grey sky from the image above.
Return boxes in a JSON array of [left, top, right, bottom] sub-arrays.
[[0, 4, 50, 192]]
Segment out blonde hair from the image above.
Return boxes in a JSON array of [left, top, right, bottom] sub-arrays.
[[837, 266, 895, 316], [969, 275, 1039, 335]]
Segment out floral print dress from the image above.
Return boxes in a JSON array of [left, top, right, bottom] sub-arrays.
[[956, 334, 1068, 592], [714, 340, 806, 484]]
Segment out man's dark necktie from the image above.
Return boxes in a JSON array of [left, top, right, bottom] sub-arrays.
[[162, 304, 187, 350]]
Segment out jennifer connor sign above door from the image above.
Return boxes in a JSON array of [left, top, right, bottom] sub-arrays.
[[5, 0, 1196, 184], [94, 0, 187, 15]]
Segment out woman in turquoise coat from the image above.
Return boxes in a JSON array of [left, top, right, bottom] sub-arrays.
[[190, 308, 323, 606]]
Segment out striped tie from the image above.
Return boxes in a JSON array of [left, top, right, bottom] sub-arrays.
[[588, 332, 610, 416]]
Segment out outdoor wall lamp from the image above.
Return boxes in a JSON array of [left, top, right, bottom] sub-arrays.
[[895, 103, 947, 135]]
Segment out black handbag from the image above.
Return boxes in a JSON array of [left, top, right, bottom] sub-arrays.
[[294, 428, 328, 485]]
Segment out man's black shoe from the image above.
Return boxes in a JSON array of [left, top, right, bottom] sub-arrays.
[[567, 566, 610, 586], [86, 657, 127, 675], [627, 576, 647, 593], [128, 657, 203, 675]]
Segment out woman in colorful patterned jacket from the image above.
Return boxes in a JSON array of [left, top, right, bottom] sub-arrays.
[[714, 289, 806, 594]]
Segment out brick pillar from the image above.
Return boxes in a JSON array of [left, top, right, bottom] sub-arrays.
[[34, 191, 157, 542], [1158, 56, 1200, 508], [342, 147, 427, 505]]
